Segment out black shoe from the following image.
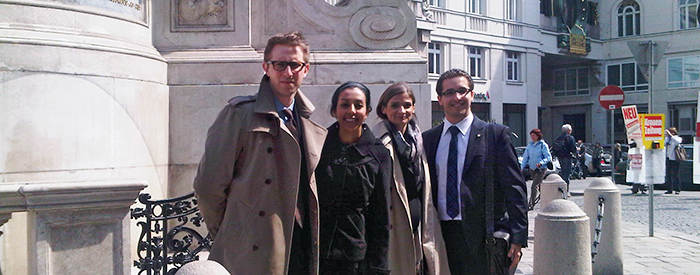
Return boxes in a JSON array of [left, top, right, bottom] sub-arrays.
[[675, 191, 680, 194], [664, 191, 673, 194]]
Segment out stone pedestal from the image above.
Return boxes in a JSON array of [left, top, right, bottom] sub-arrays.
[[584, 178, 623, 275], [540, 174, 567, 208], [534, 199, 592, 275], [0, 180, 146, 275]]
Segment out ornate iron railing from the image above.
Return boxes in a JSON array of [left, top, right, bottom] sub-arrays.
[[130, 192, 212, 275]]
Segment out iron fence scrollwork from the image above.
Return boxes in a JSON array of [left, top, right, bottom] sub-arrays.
[[130, 192, 212, 275]]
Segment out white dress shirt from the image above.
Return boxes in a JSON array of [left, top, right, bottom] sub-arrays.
[[436, 113, 473, 221]]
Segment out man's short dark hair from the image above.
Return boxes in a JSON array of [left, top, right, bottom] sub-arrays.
[[436, 68, 474, 96], [264, 31, 310, 63]]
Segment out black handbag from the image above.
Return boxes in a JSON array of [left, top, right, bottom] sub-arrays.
[[484, 124, 513, 275]]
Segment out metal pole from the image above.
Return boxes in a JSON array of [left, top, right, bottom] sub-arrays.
[[648, 40, 654, 113], [648, 40, 655, 237], [611, 110, 615, 184], [649, 162, 654, 237]]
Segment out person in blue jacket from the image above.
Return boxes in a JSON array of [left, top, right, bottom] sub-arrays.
[[521, 129, 552, 210]]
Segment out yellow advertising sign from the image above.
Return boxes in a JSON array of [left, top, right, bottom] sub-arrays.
[[640, 114, 665, 150]]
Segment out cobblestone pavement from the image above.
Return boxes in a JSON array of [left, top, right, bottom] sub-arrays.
[[568, 181, 700, 238], [516, 178, 700, 275]]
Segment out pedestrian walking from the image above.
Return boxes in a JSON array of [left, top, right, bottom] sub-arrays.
[[552, 124, 577, 195], [592, 142, 603, 177], [521, 129, 552, 210]]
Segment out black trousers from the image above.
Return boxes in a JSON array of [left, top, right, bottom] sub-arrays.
[[288, 223, 310, 274], [319, 260, 362, 275], [441, 220, 485, 275], [666, 159, 681, 192]]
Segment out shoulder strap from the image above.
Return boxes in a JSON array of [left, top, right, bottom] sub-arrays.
[[485, 124, 495, 241]]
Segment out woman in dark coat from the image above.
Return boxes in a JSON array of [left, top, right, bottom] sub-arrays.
[[316, 82, 392, 275]]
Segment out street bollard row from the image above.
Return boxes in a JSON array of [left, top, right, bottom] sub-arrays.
[[539, 174, 568, 208], [533, 176, 623, 275], [584, 178, 623, 275], [534, 199, 592, 275]]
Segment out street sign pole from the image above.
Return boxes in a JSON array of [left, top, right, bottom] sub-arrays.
[[648, 41, 654, 237], [611, 110, 615, 184], [628, 40, 668, 237], [644, 40, 655, 237], [647, 40, 655, 113], [599, 85, 624, 188]]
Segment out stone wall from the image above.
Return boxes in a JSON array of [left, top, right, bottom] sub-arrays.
[[0, 1, 168, 274], [161, 0, 429, 198]]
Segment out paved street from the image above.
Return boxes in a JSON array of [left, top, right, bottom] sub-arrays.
[[567, 178, 700, 238], [517, 177, 700, 275]]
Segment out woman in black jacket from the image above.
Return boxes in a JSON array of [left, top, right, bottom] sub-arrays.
[[316, 82, 392, 275]]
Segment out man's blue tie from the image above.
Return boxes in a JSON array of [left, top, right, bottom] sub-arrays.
[[447, 125, 460, 218]]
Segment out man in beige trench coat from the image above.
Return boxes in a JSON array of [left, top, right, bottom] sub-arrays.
[[194, 31, 327, 275]]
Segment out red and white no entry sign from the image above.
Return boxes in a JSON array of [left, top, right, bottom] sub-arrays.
[[599, 85, 625, 110]]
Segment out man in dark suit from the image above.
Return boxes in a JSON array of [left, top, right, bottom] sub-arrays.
[[422, 69, 528, 275]]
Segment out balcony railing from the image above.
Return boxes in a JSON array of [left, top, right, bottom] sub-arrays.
[[507, 23, 523, 37], [470, 17, 487, 32]]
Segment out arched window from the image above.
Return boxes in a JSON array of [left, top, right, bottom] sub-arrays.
[[680, 0, 699, 29], [617, 1, 641, 37]]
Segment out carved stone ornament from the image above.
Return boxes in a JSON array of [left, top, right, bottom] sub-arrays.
[[172, 0, 234, 32], [292, 0, 417, 49]]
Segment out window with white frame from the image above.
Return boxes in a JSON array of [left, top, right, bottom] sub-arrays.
[[553, 68, 590, 97], [680, 0, 699, 29], [428, 42, 442, 75], [668, 56, 700, 88], [428, 0, 444, 8], [607, 62, 648, 92], [506, 51, 520, 81], [469, 0, 483, 14], [617, 1, 641, 37], [505, 0, 518, 21], [467, 47, 484, 79]]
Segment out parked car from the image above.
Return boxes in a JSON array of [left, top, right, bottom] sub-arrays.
[[583, 143, 617, 176], [515, 146, 561, 180], [614, 144, 700, 191]]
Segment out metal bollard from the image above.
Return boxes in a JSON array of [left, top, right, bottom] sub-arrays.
[[534, 199, 592, 275], [584, 178, 623, 275], [175, 260, 231, 275], [540, 174, 567, 209]]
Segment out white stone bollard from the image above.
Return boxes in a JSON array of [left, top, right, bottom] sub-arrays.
[[540, 174, 567, 209], [584, 178, 623, 275], [175, 260, 231, 275], [534, 199, 592, 275]]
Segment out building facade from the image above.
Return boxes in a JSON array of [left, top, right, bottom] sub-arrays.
[[417, 0, 699, 145], [412, 0, 543, 146]]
